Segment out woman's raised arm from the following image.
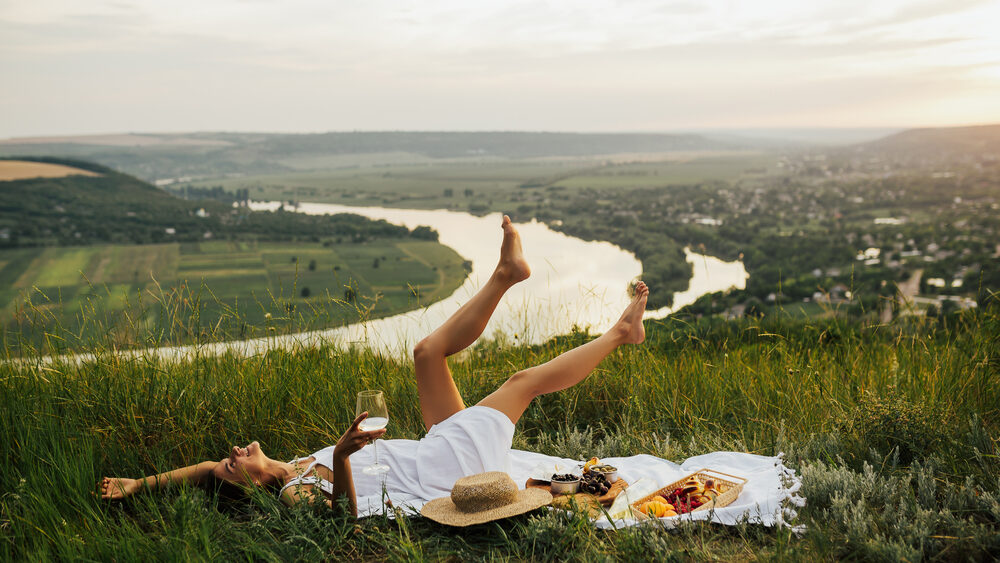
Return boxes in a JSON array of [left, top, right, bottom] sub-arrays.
[[98, 460, 217, 500], [280, 411, 385, 517]]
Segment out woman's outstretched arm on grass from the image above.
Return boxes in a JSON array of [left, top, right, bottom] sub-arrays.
[[98, 461, 217, 500]]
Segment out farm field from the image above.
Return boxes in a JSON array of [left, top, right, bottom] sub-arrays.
[[187, 152, 773, 214], [1, 238, 469, 351], [553, 154, 779, 189], [0, 159, 100, 181]]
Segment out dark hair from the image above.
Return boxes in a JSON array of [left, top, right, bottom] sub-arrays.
[[208, 473, 251, 503], [207, 473, 282, 504]]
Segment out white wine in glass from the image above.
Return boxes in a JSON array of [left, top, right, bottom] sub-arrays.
[[356, 390, 390, 475]]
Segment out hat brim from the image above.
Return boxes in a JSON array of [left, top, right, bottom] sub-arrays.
[[421, 487, 552, 527]]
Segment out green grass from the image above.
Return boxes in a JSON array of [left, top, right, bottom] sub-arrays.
[[0, 238, 468, 353], [2, 299, 998, 560]]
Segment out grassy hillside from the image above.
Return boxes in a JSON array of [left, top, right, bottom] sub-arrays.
[[0, 156, 199, 246], [0, 156, 449, 248], [2, 300, 997, 560]]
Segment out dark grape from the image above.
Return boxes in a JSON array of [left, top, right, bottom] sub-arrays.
[[577, 470, 609, 494]]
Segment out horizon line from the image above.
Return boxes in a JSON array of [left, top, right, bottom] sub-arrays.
[[4, 121, 1000, 143]]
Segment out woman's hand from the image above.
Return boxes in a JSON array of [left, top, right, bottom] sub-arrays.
[[98, 477, 141, 500], [333, 411, 387, 460]]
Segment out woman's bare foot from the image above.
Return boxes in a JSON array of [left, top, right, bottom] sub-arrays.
[[98, 476, 140, 500], [495, 215, 531, 284], [614, 281, 648, 344]]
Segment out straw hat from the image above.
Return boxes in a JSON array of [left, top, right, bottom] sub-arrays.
[[421, 471, 552, 526]]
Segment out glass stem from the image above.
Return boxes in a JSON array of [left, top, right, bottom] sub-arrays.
[[374, 439, 380, 466]]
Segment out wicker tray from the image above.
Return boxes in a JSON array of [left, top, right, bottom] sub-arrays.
[[631, 468, 747, 517]]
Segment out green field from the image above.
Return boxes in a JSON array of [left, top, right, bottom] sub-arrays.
[[2, 303, 997, 560], [553, 154, 778, 189], [188, 152, 776, 214], [1, 239, 468, 352]]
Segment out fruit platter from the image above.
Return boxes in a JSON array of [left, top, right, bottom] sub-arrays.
[[630, 468, 747, 519], [525, 457, 628, 511]]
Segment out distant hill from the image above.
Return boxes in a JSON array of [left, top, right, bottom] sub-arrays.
[[0, 131, 738, 182], [861, 124, 1000, 161], [256, 131, 735, 158], [0, 156, 202, 246], [0, 156, 433, 248]]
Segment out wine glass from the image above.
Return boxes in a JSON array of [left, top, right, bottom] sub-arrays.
[[356, 390, 390, 475]]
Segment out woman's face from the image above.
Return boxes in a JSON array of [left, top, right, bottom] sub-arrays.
[[211, 440, 269, 486]]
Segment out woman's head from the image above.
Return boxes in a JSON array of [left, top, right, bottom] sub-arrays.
[[210, 440, 275, 488]]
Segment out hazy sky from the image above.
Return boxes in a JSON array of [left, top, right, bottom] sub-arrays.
[[2, 0, 998, 138]]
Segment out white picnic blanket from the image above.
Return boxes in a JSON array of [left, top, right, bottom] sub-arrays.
[[361, 449, 804, 530], [506, 450, 805, 530]]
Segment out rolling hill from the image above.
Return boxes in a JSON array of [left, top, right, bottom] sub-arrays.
[[0, 156, 434, 248], [0, 131, 739, 182], [861, 123, 1000, 161]]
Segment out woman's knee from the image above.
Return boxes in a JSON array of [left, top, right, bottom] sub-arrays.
[[501, 368, 540, 398], [413, 337, 441, 364]]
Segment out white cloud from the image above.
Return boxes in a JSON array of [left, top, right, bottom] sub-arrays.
[[1, 0, 998, 136]]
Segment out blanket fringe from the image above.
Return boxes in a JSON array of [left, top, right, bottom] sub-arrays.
[[774, 452, 807, 535]]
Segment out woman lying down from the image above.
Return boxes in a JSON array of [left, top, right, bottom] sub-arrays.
[[100, 216, 649, 518]]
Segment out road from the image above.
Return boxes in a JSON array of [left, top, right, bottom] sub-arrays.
[[882, 268, 923, 323]]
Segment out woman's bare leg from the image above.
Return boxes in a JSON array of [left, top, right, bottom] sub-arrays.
[[477, 282, 648, 424], [412, 215, 530, 429]]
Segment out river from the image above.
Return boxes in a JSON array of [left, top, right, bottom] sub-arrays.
[[41, 203, 748, 363], [242, 202, 748, 351]]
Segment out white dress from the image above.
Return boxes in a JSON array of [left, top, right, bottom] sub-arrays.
[[280, 405, 515, 514]]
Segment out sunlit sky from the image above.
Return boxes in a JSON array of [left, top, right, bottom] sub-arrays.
[[1, 0, 999, 138]]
